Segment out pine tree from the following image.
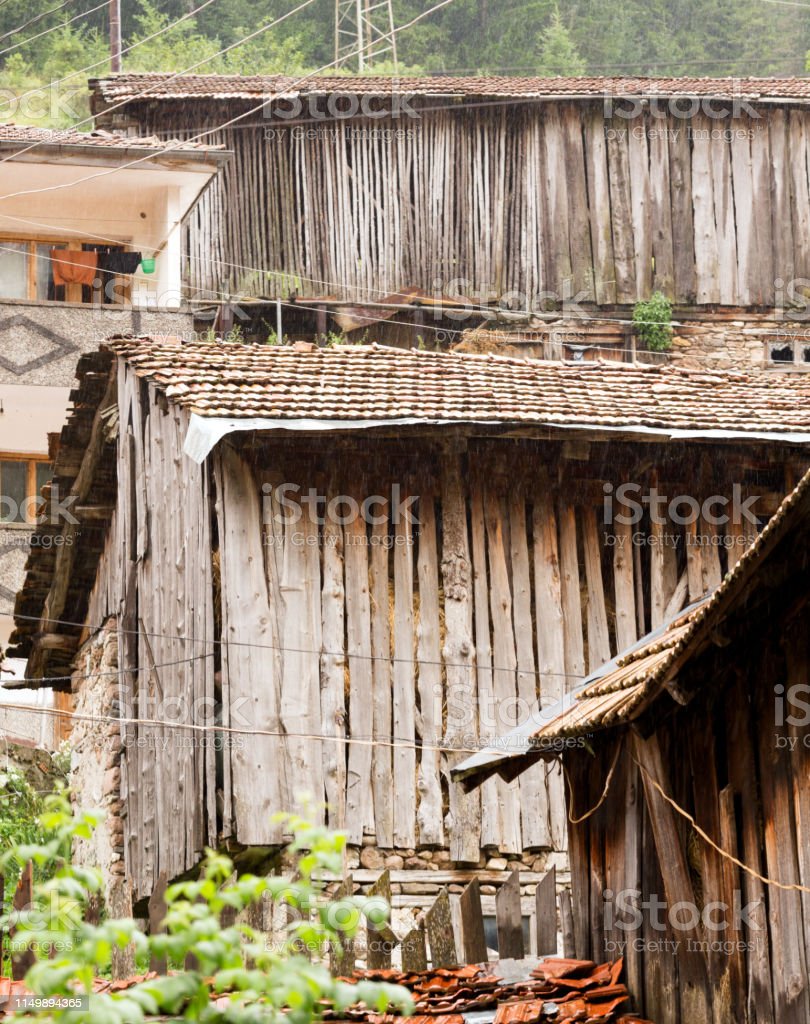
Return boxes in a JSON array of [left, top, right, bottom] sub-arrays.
[[537, 7, 586, 76]]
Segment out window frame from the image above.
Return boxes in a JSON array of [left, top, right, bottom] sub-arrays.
[[765, 335, 810, 371], [0, 233, 133, 305], [0, 453, 53, 526]]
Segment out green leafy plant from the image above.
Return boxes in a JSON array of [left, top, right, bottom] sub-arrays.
[[0, 795, 412, 1023], [632, 292, 674, 352]]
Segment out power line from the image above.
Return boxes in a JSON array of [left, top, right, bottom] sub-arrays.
[[11, 612, 589, 682], [2, 0, 219, 118], [0, 698, 554, 758], [0, 240, 687, 353], [0, 0, 75, 43], [0, 0, 109, 59], [0, 0, 320, 170], [0, 0, 458, 199]]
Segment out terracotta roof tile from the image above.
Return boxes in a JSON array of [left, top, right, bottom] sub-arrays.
[[103, 337, 810, 437], [90, 73, 810, 104], [0, 122, 221, 152]]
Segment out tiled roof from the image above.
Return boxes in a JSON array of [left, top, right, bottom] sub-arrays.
[[90, 72, 810, 104], [0, 122, 221, 152], [0, 960, 646, 1022], [103, 337, 810, 436], [453, 465, 810, 782]]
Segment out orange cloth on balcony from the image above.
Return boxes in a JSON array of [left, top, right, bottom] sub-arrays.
[[50, 249, 99, 287]]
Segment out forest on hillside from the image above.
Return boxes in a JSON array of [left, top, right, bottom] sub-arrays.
[[1, 0, 809, 126]]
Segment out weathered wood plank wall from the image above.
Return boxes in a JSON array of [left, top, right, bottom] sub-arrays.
[[205, 440, 766, 865], [131, 100, 804, 305], [567, 624, 810, 1024], [93, 386, 777, 899]]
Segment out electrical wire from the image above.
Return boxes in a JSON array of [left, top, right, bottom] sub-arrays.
[[0, 0, 74, 43], [0, 698, 548, 759], [0, 0, 320, 169], [0, 0, 459, 199], [11, 612, 589, 683], [0, 241, 689, 348], [0, 0, 109, 60], [2, 0, 220, 117]]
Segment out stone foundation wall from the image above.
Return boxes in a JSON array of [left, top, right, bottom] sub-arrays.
[[69, 620, 127, 911], [668, 314, 786, 372]]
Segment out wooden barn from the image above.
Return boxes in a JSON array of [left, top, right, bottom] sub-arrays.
[[8, 338, 810, 916], [453, 467, 810, 1024], [89, 74, 810, 313]]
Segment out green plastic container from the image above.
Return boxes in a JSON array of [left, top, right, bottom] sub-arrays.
[[140, 257, 156, 274]]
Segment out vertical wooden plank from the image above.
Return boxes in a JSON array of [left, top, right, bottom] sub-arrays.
[[725, 676, 774, 1024], [731, 128, 756, 306], [691, 115, 721, 304], [789, 110, 810, 283], [426, 889, 458, 967], [401, 926, 428, 971], [584, 105, 617, 304], [532, 490, 567, 851], [649, 121, 675, 297], [669, 115, 696, 302], [612, 517, 637, 652], [485, 487, 522, 854], [756, 656, 809, 1024], [370, 510, 394, 849], [688, 715, 732, 1024], [711, 127, 737, 304], [344, 493, 375, 843], [330, 875, 355, 977], [534, 866, 557, 956], [509, 487, 550, 848], [459, 878, 489, 965], [558, 503, 585, 681], [321, 495, 347, 830], [416, 491, 444, 847], [280, 487, 324, 823], [562, 104, 594, 297], [441, 453, 481, 863], [700, 516, 722, 593], [685, 519, 705, 601], [366, 870, 397, 970], [605, 119, 636, 303], [633, 731, 711, 1023], [565, 751, 590, 961], [392, 498, 416, 849], [147, 872, 168, 975], [559, 888, 575, 958], [495, 869, 524, 960], [541, 106, 572, 293], [718, 786, 747, 1024], [769, 108, 794, 302], [650, 516, 666, 630], [216, 448, 285, 846], [582, 507, 611, 670], [471, 476, 500, 848], [627, 116, 652, 300]]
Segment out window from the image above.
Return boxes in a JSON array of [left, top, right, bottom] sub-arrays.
[[0, 457, 52, 524], [0, 237, 132, 304], [767, 336, 810, 370]]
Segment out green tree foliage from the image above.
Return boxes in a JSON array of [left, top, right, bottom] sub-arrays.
[[537, 8, 585, 76], [633, 291, 673, 351], [1, 0, 810, 128], [0, 793, 412, 1023]]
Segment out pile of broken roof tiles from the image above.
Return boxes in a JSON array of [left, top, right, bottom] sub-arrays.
[[339, 959, 653, 1024]]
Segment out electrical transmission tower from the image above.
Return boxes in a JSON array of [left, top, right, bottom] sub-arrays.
[[335, 0, 398, 71]]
